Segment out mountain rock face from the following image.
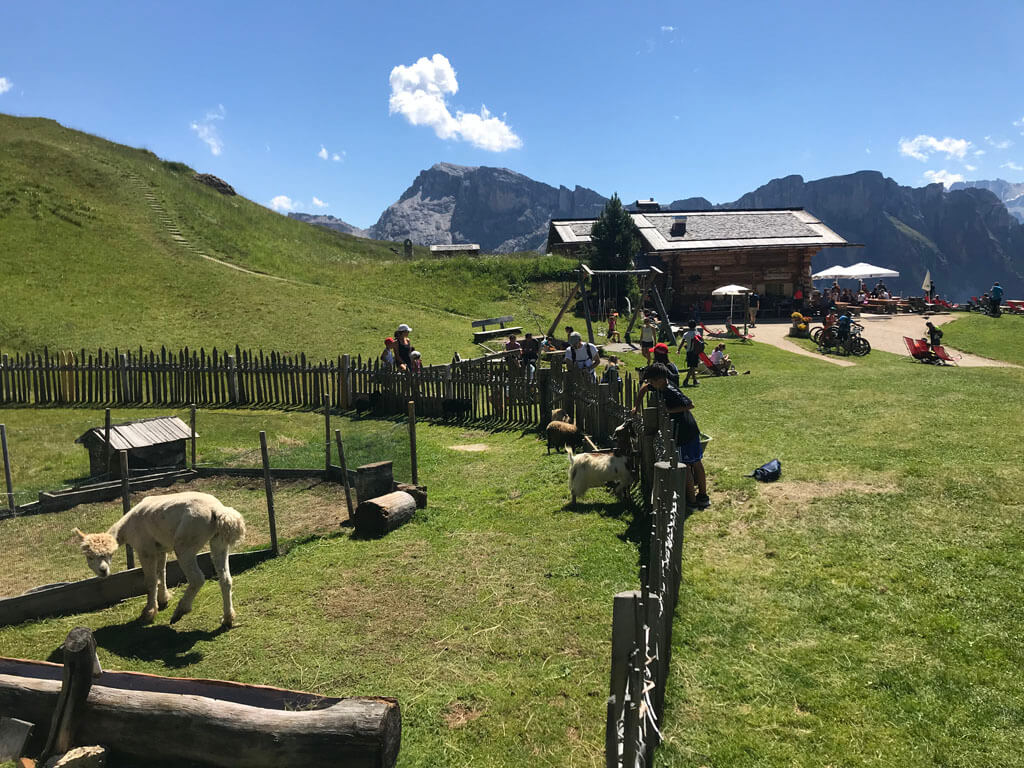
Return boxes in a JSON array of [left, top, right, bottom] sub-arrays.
[[950, 178, 1024, 223], [725, 171, 1024, 299], [287, 212, 368, 238], [367, 163, 608, 252]]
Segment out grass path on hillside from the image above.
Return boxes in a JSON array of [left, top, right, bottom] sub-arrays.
[[939, 314, 1024, 367]]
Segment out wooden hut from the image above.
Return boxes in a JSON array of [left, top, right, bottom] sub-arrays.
[[75, 416, 194, 477], [428, 243, 481, 257], [547, 206, 858, 315]]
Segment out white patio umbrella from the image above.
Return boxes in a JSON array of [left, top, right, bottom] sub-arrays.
[[711, 284, 751, 324], [811, 265, 852, 281], [842, 262, 900, 280]]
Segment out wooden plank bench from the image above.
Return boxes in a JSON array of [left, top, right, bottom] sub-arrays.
[[472, 316, 522, 343]]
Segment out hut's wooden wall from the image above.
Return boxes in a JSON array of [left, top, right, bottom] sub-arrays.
[[661, 246, 817, 311]]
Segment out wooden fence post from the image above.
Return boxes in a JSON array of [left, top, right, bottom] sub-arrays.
[[119, 451, 135, 570], [259, 431, 279, 556], [640, 406, 659, 503], [1, 424, 14, 514], [323, 395, 331, 473], [190, 404, 197, 468], [119, 353, 130, 404], [226, 355, 239, 404], [38, 627, 100, 763], [340, 354, 351, 410], [334, 429, 355, 521], [104, 408, 113, 478], [608, 590, 641, 737], [538, 369, 551, 427], [408, 400, 418, 486]]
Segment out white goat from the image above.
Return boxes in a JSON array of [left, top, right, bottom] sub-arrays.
[[566, 423, 634, 505], [74, 491, 245, 628]]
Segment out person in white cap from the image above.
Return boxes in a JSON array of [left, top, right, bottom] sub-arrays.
[[564, 331, 600, 380], [409, 349, 423, 371], [395, 324, 414, 370]]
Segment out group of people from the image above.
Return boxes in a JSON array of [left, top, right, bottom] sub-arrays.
[[380, 324, 421, 371]]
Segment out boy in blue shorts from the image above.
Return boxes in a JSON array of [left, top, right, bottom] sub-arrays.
[[634, 362, 710, 509]]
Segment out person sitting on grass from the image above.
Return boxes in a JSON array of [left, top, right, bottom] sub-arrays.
[[709, 343, 732, 375], [633, 363, 710, 510]]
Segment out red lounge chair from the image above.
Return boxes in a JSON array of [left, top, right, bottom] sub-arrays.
[[698, 351, 731, 376], [932, 345, 957, 364], [903, 336, 954, 365], [727, 324, 754, 341], [699, 322, 729, 337]]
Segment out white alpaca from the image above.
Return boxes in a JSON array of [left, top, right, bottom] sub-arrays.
[[74, 491, 246, 627]]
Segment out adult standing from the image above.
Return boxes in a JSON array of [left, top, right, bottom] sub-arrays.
[[394, 324, 414, 371], [564, 331, 600, 380], [925, 321, 943, 348], [747, 291, 760, 328], [639, 315, 657, 363], [521, 332, 540, 380], [991, 281, 1004, 316]]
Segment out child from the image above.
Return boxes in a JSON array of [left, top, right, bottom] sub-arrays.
[[607, 312, 620, 343], [602, 354, 621, 385], [380, 337, 396, 369], [676, 320, 703, 387], [409, 350, 423, 371], [633, 363, 710, 509]]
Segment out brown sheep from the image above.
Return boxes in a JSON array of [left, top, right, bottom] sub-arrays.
[[546, 420, 582, 454]]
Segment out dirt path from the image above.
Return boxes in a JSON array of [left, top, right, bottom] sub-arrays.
[[748, 315, 1018, 368]]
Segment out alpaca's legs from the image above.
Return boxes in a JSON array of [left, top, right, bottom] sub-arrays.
[[155, 551, 172, 610], [139, 552, 159, 624], [210, 542, 235, 627], [169, 548, 204, 624]]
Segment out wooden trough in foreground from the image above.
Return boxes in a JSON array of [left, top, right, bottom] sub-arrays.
[[0, 655, 401, 767]]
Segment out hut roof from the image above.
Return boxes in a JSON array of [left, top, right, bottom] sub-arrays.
[[428, 243, 481, 252], [549, 208, 851, 252], [75, 416, 194, 451]]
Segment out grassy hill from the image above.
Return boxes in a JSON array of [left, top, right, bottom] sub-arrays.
[[0, 114, 573, 360]]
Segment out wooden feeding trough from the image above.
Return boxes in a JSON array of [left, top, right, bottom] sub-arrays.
[[0, 629, 401, 768]]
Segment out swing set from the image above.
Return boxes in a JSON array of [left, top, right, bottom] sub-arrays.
[[545, 264, 674, 346]]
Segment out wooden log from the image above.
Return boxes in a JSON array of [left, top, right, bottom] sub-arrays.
[[0, 716, 33, 762], [38, 628, 99, 762], [393, 483, 427, 509], [0, 669, 400, 768], [353, 491, 416, 538], [407, 401, 418, 486]]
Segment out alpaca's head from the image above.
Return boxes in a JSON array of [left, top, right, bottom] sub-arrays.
[[73, 528, 118, 578]]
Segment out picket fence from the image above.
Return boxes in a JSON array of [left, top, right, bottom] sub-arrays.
[[605, 404, 688, 767]]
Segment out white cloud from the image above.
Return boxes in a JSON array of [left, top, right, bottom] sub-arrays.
[[190, 104, 226, 156], [985, 135, 1013, 149], [865, 148, 872, 154], [899, 134, 971, 161], [965, 164, 977, 171], [389, 53, 522, 152], [332, 152, 343, 162], [974, 149, 986, 156], [1002, 161, 1024, 171], [269, 195, 296, 212], [312, 196, 328, 208], [317, 145, 328, 160], [661, 25, 676, 32], [923, 169, 964, 187], [0, 77, 12, 95], [1014, 116, 1024, 127]]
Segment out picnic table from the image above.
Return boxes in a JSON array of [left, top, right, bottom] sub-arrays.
[[864, 298, 899, 314]]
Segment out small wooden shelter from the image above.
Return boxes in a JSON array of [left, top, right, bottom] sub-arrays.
[[75, 416, 194, 477], [428, 243, 481, 256]]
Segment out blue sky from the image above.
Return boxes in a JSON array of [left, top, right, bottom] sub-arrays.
[[2, 0, 1022, 228]]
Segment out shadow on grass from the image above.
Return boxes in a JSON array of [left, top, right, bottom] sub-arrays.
[[48, 621, 230, 668]]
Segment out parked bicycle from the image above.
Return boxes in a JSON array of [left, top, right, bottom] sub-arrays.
[[814, 322, 871, 356]]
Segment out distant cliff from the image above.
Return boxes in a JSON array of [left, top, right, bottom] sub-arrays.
[[724, 171, 1024, 299], [367, 163, 608, 252], [950, 178, 1024, 223], [287, 212, 368, 238]]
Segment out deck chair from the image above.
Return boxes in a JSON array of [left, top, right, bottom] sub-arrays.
[[699, 322, 729, 338], [931, 345, 958, 365], [727, 324, 754, 342], [903, 336, 949, 365], [698, 351, 732, 376]]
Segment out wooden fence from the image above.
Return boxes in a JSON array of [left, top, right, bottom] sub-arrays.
[[1, 348, 640, 444], [606, 403, 689, 767]]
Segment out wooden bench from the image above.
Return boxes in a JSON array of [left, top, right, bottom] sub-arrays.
[[472, 316, 522, 343]]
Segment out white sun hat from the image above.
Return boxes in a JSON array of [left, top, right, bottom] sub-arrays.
[[396, 323, 412, 333]]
